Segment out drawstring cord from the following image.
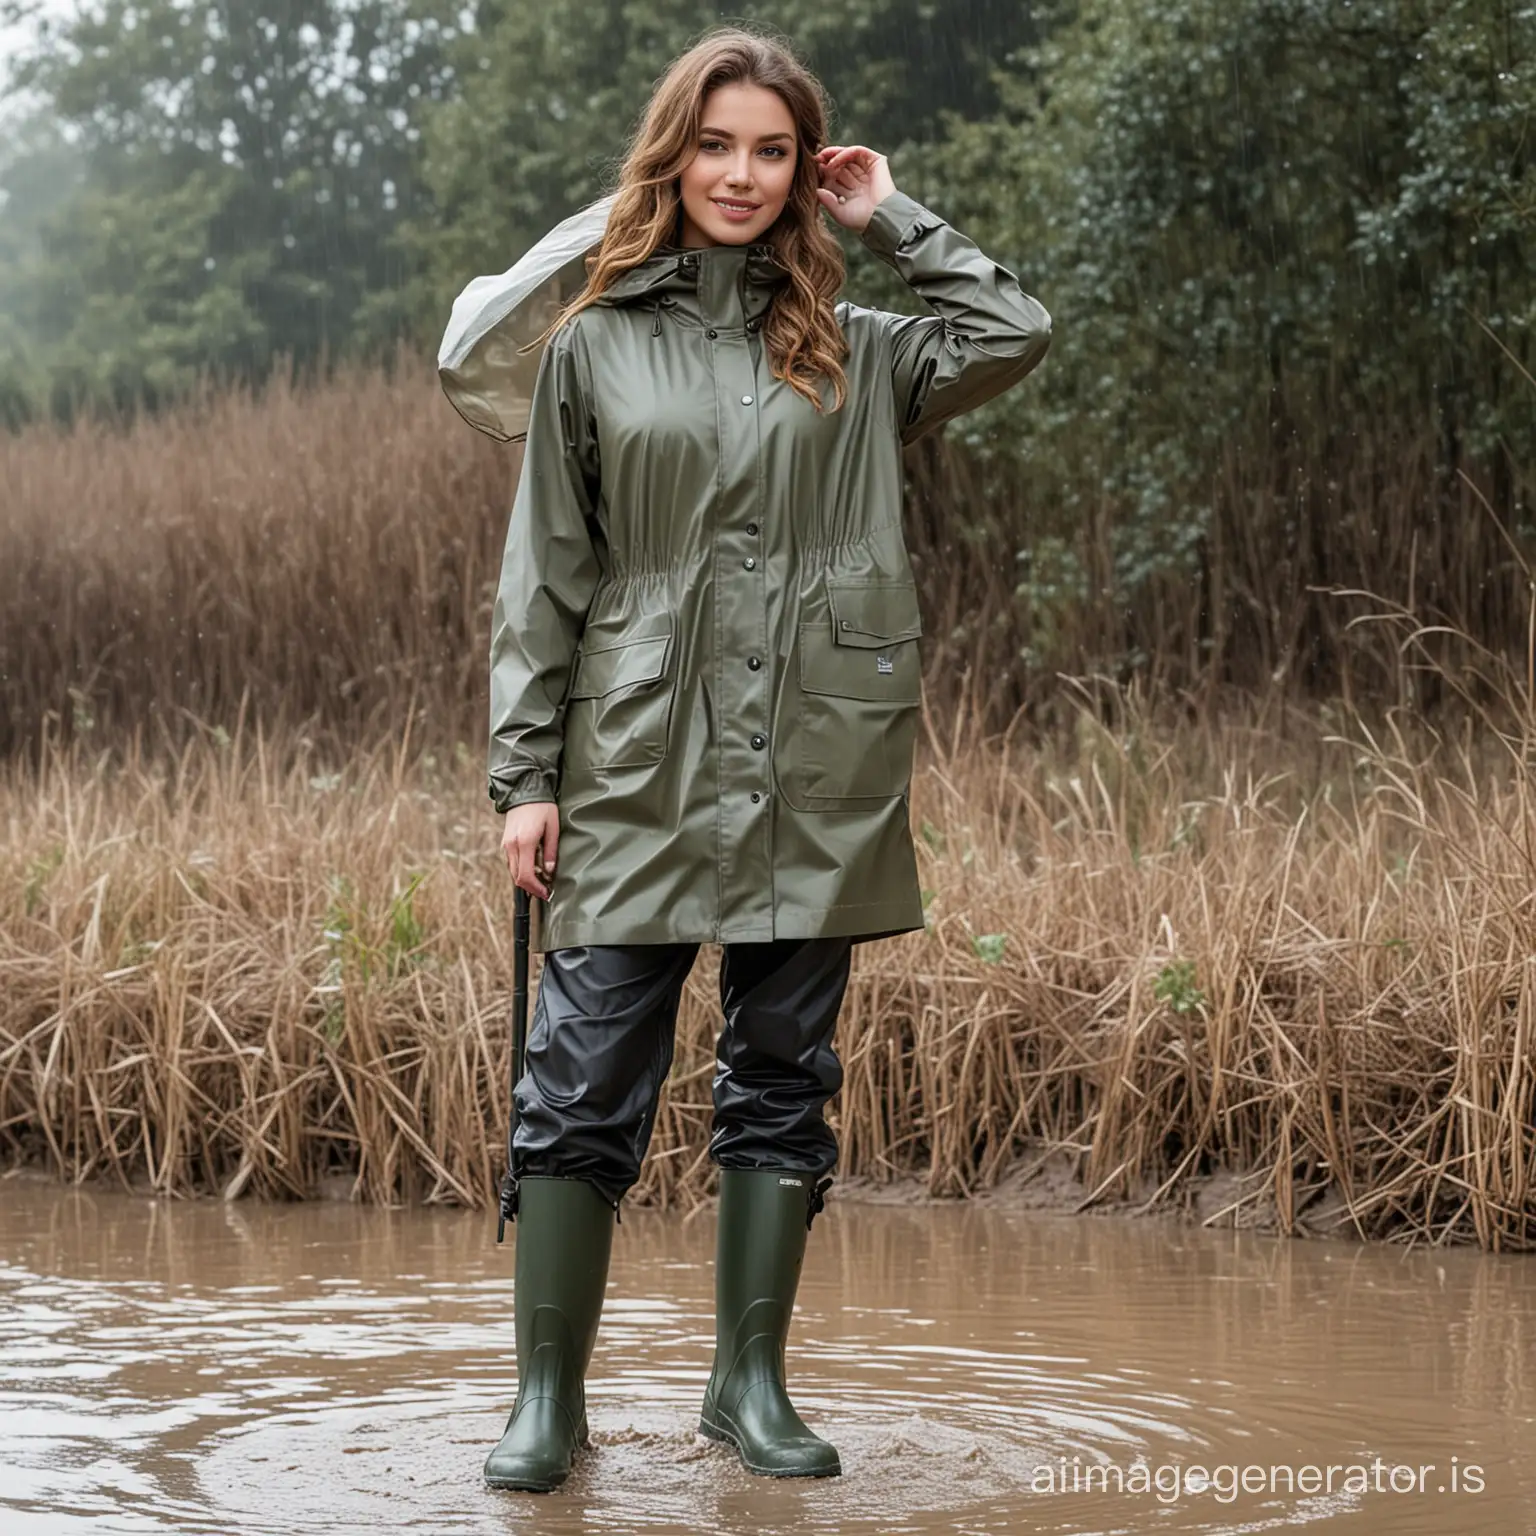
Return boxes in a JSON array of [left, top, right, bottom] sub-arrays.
[[652, 298, 662, 338]]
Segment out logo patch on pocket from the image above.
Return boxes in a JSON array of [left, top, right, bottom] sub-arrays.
[[876, 654, 894, 674]]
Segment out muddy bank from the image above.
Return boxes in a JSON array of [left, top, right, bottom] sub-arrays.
[[844, 1155, 1368, 1243]]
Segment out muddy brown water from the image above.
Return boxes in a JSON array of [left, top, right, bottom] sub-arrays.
[[1, 1176, 1533, 1535]]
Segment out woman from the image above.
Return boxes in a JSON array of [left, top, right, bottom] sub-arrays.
[[449, 24, 1050, 1494]]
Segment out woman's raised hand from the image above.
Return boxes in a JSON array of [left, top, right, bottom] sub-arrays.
[[502, 802, 559, 900], [814, 144, 897, 233]]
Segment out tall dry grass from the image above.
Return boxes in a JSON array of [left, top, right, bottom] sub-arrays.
[[4, 679, 1533, 1250], [0, 347, 508, 759]]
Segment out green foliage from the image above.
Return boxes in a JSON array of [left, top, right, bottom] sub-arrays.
[[0, 0, 456, 420], [1154, 958, 1206, 1014], [387, 869, 429, 960], [318, 869, 431, 1037], [21, 845, 64, 916], [22, 160, 267, 417], [924, 0, 1536, 619], [971, 931, 1007, 963]]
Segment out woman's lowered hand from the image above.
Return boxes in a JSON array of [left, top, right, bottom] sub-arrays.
[[502, 802, 559, 900], [814, 144, 897, 234]]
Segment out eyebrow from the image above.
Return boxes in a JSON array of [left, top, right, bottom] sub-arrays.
[[699, 126, 795, 143]]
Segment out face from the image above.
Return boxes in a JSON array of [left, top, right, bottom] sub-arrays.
[[676, 81, 799, 249]]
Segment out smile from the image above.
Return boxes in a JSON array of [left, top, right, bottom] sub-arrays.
[[713, 199, 760, 212]]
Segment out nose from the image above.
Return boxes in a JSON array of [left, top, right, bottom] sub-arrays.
[[725, 153, 754, 188]]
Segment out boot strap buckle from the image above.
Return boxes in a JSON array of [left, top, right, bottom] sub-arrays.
[[807, 1176, 833, 1229], [495, 1170, 521, 1242]]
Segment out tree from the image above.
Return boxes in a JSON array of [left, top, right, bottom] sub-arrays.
[[0, 0, 456, 419], [926, 0, 1535, 677]]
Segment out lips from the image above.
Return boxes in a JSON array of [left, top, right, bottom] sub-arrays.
[[713, 199, 760, 212]]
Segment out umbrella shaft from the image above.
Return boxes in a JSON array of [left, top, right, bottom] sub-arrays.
[[498, 887, 531, 1242]]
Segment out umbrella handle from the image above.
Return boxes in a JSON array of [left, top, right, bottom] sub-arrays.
[[497, 885, 531, 1242]]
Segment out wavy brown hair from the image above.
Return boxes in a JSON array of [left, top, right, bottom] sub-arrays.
[[525, 26, 850, 413]]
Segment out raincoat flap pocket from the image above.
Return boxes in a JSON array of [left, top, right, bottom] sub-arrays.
[[826, 579, 924, 649], [569, 629, 671, 700], [800, 579, 923, 705]]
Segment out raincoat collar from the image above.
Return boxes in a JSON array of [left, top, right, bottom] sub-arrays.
[[596, 240, 792, 331]]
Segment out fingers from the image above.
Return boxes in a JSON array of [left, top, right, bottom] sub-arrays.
[[817, 159, 865, 186], [817, 144, 875, 171], [518, 852, 551, 901], [541, 805, 560, 878], [503, 824, 552, 900], [815, 146, 876, 201], [817, 170, 862, 200]]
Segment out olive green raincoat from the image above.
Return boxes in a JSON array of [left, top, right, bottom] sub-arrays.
[[453, 190, 1050, 952]]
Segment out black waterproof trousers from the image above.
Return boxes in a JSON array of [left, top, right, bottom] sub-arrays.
[[512, 938, 854, 1208]]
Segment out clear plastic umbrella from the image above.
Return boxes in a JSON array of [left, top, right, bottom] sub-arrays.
[[437, 191, 618, 443]]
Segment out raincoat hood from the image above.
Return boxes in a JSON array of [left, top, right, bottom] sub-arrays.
[[438, 194, 792, 441]]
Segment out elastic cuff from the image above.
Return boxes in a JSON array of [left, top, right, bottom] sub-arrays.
[[512, 1163, 628, 1217], [859, 189, 939, 263], [489, 769, 558, 813]]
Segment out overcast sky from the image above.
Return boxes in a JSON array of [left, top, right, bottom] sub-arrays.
[[1, 0, 49, 61], [1, 3, 49, 120]]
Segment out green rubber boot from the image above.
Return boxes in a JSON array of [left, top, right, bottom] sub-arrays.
[[698, 1169, 841, 1478], [483, 1176, 615, 1492]]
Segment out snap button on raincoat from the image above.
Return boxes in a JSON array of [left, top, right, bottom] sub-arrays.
[[445, 190, 1050, 952]]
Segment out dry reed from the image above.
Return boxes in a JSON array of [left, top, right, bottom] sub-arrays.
[[4, 683, 1533, 1250], [0, 347, 508, 759]]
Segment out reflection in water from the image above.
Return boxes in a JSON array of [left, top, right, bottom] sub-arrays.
[[1, 1173, 1532, 1534]]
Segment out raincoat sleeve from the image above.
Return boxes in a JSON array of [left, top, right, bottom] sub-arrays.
[[487, 321, 602, 813], [858, 189, 1051, 447]]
